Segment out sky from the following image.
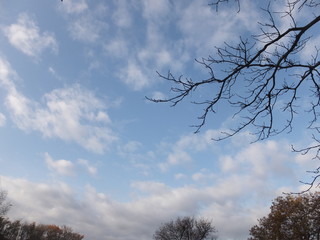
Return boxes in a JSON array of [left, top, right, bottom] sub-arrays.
[[0, 0, 319, 239]]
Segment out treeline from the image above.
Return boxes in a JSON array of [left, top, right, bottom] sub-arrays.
[[0, 218, 84, 240], [153, 192, 320, 240], [0, 190, 83, 240], [2, 190, 320, 240]]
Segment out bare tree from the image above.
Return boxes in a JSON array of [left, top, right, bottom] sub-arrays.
[[153, 216, 217, 240], [148, 0, 320, 191]]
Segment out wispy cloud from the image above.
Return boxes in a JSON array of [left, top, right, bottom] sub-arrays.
[[0, 57, 118, 153], [105, 1, 261, 92], [141, 0, 172, 22], [174, 173, 186, 180], [131, 181, 169, 195], [60, 0, 107, 43], [68, 15, 105, 43], [0, 113, 6, 127], [192, 169, 216, 182], [177, 1, 261, 57], [112, 0, 132, 28], [77, 159, 97, 175], [104, 38, 128, 59], [60, 0, 88, 14], [119, 60, 150, 91], [3, 13, 58, 58]]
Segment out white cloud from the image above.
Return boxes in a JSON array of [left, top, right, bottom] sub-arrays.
[[177, 1, 261, 57], [220, 140, 293, 180], [174, 129, 220, 151], [1, 134, 308, 240], [6, 91, 32, 127], [116, 141, 155, 176], [45, 154, 97, 177], [61, 0, 88, 14], [137, 36, 181, 70], [63, 2, 108, 43], [3, 13, 58, 58], [95, 111, 111, 123], [135, 4, 188, 74], [220, 155, 236, 173], [112, 0, 132, 28], [106, 1, 187, 91], [141, 0, 171, 22], [192, 169, 216, 182], [122, 141, 142, 153], [174, 173, 186, 180], [104, 38, 128, 59], [300, 35, 320, 61], [48, 66, 64, 82], [1, 170, 295, 240], [48, 67, 55, 74], [3, 177, 85, 230], [119, 60, 150, 91], [131, 181, 169, 195], [149, 91, 166, 101], [68, 15, 103, 43], [159, 150, 192, 172], [159, 129, 220, 171], [0, 58, 17, 91], [0, 57, 118, 153], [78, 159, 97, 175], [45, 152, 75, 176], [0, 113, 6, 127], [34, 85, 117, 153]]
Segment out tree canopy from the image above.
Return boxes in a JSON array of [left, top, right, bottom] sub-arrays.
[[248, 192, 320, 240], [0, 219, 84, 240], [148, 0, 320, 190]]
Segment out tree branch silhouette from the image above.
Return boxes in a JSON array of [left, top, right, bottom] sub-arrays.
[[147, 0, 320, 190]]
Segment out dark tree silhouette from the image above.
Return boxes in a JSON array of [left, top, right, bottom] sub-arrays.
[[148, 0, 320, 191], [153, 216, 217, 240]]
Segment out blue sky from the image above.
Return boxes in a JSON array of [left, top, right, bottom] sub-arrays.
[[0, 0, 318, 239]]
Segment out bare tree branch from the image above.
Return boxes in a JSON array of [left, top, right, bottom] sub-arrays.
[[148, 0, 320, 190]]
